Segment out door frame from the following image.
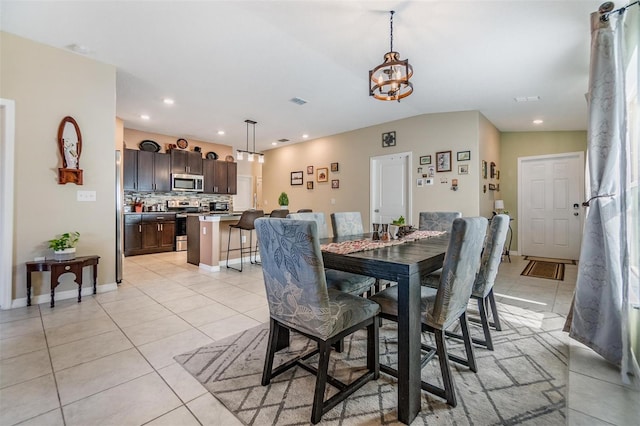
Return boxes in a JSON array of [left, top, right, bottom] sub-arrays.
[[370, 151, 413, 229], [1, 99, 16, 309], [517, 151, 585, 259]]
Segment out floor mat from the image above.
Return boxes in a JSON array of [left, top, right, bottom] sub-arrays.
[[521, 260, 565, 280], [523, 256, 576, 265]]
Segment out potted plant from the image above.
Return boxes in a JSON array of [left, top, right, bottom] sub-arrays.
[[278, 192, 289, 209], [49, 231, 80, 261]]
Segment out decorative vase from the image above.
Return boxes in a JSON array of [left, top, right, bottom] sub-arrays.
[[280, 205, 288, 210], [54, 247, 76, 261]]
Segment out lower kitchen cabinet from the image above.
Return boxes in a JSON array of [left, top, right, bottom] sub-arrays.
[[124, 213, 176, 256]]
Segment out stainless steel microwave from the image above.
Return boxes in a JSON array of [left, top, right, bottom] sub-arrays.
[[171, 174, 204, 192]]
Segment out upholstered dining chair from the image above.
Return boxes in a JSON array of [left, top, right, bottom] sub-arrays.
[[297, 208, 313, 212], [422, 214, 509, 351], [288, 212, 377, 297], [330, 212, 364, 237], [226, 210, 264, 272], [418, 211, 462, 233], [269, 209, 289, 218], [370, 217, 488, 407], [255, 218, 380, 424]]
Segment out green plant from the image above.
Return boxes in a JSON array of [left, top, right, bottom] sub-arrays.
[[392, 216, 405, 225], [278, 192, 289, 206], [48, 232, 80, 251]]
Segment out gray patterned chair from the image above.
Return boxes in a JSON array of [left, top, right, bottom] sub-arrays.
[[255, 218, 380, 424], [330, 211, 364, 237], [370, 217, 488, 407], [269, 209, 289, 218], [418, 211, 462, 233], [422, 214, 509, 351], [288, 212, 377, 297]]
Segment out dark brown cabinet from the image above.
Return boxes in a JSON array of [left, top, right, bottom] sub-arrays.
[[171, 150, 203, 175], [203, 159, 237, 194], [124, 149, 170, 192], [124, 213, 176, 256], [123, 149, 138, 191]]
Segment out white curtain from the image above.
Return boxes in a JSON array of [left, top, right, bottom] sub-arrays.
[[570, 8, 639, 384]]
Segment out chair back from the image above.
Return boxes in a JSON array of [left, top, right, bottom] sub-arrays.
[[297, 209, 313, 213], [233, 210, 265, 230], [287, 212, 329, 238], [418, 211, 462, 233], [428, 217, 488, 329], [269, 209, 289, 218], [255, 218, 334, 339], [473, 214, 509, 298], [330, 212, 364, 236]]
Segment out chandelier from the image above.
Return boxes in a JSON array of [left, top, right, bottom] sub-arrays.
[[236, 119, 264, 163], [369, 10, 413, 102]]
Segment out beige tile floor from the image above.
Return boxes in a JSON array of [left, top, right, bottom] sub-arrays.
[[0, 253, 637, 425]]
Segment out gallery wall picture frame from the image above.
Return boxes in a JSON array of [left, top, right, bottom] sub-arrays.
[[457, 150, 471, 161], [419, 155, 431, 165], [482, 160, 487, 179], [490, 162, 496, 178], [290, 171, 303, 186], [307, 181, 314, 189], [331, 162, 339, 172], [331, 179, 339, 189], [488, 183, 497, 190], [458, 164, 469, 175], [496, 170, 500, 180], [307, 165, 314, 174], [436, 151, 452, 172], [382, 131, 396, 147], [317, 167, 329, 182]]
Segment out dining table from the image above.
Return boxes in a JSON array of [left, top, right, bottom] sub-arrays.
[[319, 231, 450, 424]]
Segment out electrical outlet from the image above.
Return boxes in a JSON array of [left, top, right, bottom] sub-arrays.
[[77, 190, 96, 202], [242, 235, 247, 243], [330, 198, 336, 205]]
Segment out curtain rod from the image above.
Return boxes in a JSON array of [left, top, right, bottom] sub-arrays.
[[599, 0, 639, 21]]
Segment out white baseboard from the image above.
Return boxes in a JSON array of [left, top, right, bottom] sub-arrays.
[[199, 263, 220, 272], [11, 282, 118, 309]]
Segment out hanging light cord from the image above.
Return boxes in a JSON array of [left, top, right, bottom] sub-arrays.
[[389, 11, 395, 52]]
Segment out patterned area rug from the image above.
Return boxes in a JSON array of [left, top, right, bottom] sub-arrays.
[[175, 303, 568, 425], [523, 256, 577, 265], [521, 260, 565, 281]]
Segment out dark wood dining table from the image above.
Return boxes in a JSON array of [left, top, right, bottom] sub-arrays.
[[320, 232, 449, 424]]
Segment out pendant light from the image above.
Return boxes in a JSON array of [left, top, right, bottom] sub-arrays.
[[236, 119, 264, 163]]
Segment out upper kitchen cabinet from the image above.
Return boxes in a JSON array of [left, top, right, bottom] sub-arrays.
[[136, 150, 171, 192], [203, 159, 237, 194], [123, 149, 138, 191], [171, 150, 203, 175]]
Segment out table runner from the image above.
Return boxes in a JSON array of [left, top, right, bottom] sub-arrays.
[[321, 230, 445, 254]]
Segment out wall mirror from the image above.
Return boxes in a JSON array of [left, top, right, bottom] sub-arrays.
[[57, 116, 84, 185]]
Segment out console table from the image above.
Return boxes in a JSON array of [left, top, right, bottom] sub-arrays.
[[25, 255, 100, 307]]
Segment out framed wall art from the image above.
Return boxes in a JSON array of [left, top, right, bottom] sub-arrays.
[[307, 181, 314, 189], [419, 155, 431, 165], [290, 171, 303, 185], [457, 151, 470, 161], [331, 179, 339, 189], [482, 160, 487, 179], [307, 165, 314, 174], [382, 131, 396, 147], [331, 162, 339, 172], [490, 162, 496, 178], [458, 164, 469, 175], [317, 167, 328, 182], [436, 151, 452, 172]]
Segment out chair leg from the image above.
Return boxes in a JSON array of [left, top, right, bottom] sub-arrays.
[[262, 318, 279, 386], [477, 297, 494, 351], [434, 329, 457, 407], [459, 312, 477, 372], [367, 316, 380, 380], [488, 289, 502, 331], [332, 339, 344, 353], [311, 341, 331, 424]]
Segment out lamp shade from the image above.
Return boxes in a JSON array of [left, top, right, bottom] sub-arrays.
[[494, 199, 505, 210]]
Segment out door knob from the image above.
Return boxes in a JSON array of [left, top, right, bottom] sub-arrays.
[[574, 212, 579, 216], [374, 209, 380, 213]]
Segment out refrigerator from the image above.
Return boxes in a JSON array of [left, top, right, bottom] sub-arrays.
[[115, 150, 123, 283]]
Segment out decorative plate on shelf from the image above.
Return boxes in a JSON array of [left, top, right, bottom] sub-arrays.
[[225, 155, 235, 162], [139, 140, 160, 152], [176, 138, 188, 149], [206, 151, 219, 160]]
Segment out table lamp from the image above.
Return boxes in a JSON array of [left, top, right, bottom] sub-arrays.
[[494, 199, 505, 214]]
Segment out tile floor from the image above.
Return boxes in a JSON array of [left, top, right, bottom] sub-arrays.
[[0, 253, 637, 425]]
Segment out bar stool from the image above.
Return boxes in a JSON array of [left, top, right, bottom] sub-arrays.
[[226, 209, 264, 272]]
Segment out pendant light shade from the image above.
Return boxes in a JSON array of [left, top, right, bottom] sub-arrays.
[[236, 119, 264, 163]]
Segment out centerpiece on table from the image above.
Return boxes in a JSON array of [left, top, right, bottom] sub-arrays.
[[49, 231, 80, 261], [278, 192, 289, 209]]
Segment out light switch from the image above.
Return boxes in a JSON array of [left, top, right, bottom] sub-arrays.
[[331, 198, 336, 205], [77, 190, 96, 202]]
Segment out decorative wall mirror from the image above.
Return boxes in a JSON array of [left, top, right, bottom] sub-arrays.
[[57, 116, 83, 185]]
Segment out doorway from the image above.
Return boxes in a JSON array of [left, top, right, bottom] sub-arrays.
[[370, 152, 412, 228], [0, 99, 16, 309], [518, 151, 584, 260]]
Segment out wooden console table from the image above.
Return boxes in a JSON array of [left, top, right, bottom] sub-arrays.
[[25, 255, 100, 307]]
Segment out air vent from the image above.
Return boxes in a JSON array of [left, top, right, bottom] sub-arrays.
[[278, 138, 290, 143], [514, 96, 540, 103], [290, 97, 308, 105]]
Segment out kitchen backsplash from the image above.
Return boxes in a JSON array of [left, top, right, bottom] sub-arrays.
[[124, 192, 233, 211]]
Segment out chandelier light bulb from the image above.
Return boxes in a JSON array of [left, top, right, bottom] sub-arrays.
[[248, 152, 255, 162], [258, 154, 265, 164], [236, 151, 243, 161]]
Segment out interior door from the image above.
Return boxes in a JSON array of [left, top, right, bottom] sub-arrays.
[[518, 152, 584, 260], [370, 152, 411, 228]]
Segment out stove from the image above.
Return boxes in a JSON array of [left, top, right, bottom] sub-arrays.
[[166, 200, 201, 251]]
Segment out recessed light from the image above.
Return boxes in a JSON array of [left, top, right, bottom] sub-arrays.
[[163, 98, 174, 105], [217, 130, 225, 135], [302, 134, 309, 139], [533, 119, 544, 124], [66, 44, 94, 55], [140, 114, 150, 120], [272, 142, 278, 146]]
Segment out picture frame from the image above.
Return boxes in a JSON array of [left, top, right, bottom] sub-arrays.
[[317, 167, 328, 182], [307, 181, 314, 190], [482, 160, 487, 179], [496, 170, 500, 180], [331, 162, 339, 172], [488, 183, 497, 190], [382, 131, 396, 147], [427, 166, 436, 178], [290, 171, 303, 186], [458, 164, 469, 175], [490, 162, 496, 179], [419, 155, 431, 165], [457, 151, 471, 161], [416, 178, 424, 187], [307, 165, 314, 174], [331, 179, 339, 189], [435, 151, 452, 172]]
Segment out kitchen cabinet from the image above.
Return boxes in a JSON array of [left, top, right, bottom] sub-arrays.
[[137, 151, 171, 192], [124, 213, 175, 256], [203, 159, 237, 194], [171, 150, 203, 175], [123, 149, 138, 191]]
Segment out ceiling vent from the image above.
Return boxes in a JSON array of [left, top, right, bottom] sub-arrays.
[[278, 138, 290, 143], [289, 97, 308, 105], [514, 96, 540, 103]]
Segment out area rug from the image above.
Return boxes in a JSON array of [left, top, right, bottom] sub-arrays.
[[521, 260, 565, 281], [523, 256, 577, 265], [175, 303, 568, 425]]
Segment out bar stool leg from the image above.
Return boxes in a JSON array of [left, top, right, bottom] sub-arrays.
[[226, 226, 244, 272]]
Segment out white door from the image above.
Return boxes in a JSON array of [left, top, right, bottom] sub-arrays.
[[232, 175, 253, 211], [370, 152, 411, 228], [518, 152, 584, 260]]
